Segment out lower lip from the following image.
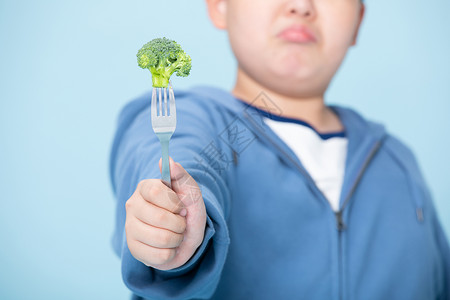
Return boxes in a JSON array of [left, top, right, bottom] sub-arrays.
[[278, 30, 316, 43]]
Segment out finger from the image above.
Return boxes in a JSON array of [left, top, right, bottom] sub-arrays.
[[127, 239, 177, 267], [129, 216, 184, 249], [162, 157, 203, 207], [134, 201, 186, 234], [138, 179, 185, 214]]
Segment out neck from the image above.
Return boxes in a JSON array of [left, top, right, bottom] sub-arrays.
[[231, 67, 344, 133]]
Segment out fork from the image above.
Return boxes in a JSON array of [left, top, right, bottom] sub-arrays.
[[151, 81, 177, 189]]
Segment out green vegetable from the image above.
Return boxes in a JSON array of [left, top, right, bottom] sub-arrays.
[[137, 37, 192, 88]]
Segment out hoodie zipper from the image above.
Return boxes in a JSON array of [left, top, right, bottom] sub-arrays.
[[335, 140, 383, 300], [243, 110, 385, 300], [337, 140, 384, 226]]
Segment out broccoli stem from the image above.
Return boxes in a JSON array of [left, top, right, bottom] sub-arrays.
[[151, 74, 170, 88]]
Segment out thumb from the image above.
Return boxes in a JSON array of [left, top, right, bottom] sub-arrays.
[[159, 156, 202, 207]]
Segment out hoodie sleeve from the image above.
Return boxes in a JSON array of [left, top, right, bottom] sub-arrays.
[[421, 172, 450, 300], [109, 91, 231, 300], [390, 137, 450, 300], [421, 175, 450, 300], [385, 135, 450, 299], [412, 161, 450, 300], [433, 213, 450, 300]]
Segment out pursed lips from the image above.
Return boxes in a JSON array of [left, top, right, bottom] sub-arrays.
[[277, 24, 317, 43]]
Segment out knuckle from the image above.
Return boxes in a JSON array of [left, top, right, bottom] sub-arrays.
[[170, 232, 183, 246], [125, 199, 132, 211], [138, 179, 158, 196], [175, 233, 184, 246], [159, 230, 173, 246], [137, 179, 147, 190], [157, 248, 176, 264], [154, 211, 167, 225], [148, 184, 161, 199], [178, 217, 187, 233]]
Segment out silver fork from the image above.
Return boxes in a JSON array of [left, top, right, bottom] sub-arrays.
[[151, 81, 177, 189]]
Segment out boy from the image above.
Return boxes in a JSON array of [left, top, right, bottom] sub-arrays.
[[110, 0, 450, 299]]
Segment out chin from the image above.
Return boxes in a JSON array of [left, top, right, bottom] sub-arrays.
[[269, 63, 316, 84], [255, 65, 328, 98], [270, 52, 314, 75]]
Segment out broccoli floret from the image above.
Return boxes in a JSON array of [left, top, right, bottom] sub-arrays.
[[137, 37, 192, 88]]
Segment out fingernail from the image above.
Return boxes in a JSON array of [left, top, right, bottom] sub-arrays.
[[180, 208, 187, 217]]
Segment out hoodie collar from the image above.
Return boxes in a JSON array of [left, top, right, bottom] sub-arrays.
[[189, 85, 387, 210]]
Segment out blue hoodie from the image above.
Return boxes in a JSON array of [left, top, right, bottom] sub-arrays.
[[109, 86, 450, 300]]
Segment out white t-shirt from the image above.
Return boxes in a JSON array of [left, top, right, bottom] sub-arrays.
[[263, 116, 348, 212]]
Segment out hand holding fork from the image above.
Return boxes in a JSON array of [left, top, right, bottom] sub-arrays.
[[121, 81, 208, 270]]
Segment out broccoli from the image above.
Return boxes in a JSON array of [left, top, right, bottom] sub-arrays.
[[137, 37, 192, 88]]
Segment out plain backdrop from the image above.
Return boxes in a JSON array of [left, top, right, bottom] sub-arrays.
[[0, 0, 449, 299]]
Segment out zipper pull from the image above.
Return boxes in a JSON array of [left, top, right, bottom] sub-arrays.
[[335, 211, 347, 231], [416, 207, 424, 222], [232, 150, 239, 166]]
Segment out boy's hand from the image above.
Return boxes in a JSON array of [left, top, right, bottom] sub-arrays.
[[125, 157, 207, 271]]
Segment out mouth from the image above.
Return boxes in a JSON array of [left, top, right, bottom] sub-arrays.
[[277, 24, 317, 44]]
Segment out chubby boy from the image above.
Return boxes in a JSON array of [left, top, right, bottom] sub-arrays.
[[109, 0, 450, 299]]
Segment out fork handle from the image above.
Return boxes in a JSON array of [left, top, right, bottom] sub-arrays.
[[157, 132, 173, 189]]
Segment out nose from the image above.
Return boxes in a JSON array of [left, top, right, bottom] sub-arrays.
[[286, 0, 316, 19]]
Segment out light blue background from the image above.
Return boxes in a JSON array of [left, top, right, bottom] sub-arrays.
[[0, 0, 449, 299]]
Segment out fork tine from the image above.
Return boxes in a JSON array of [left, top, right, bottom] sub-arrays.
[[169, 81, 176, 118], [164, 87, 168, 116], [151, 88, 157, 118], [158, 88, 162, 116]]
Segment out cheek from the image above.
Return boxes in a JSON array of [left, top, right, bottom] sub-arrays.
[[226, 4, 271, 65], [319, 5, 360, 60]]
